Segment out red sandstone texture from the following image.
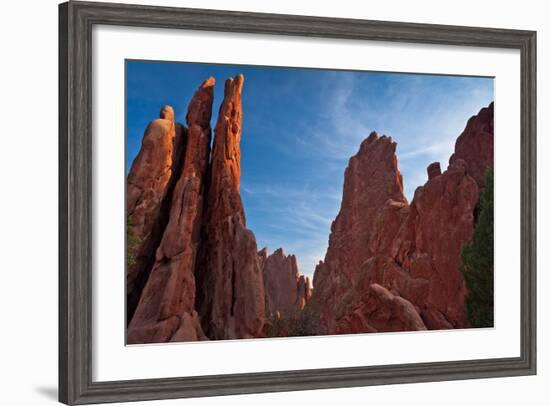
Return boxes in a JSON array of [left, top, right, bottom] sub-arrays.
[[335, 283, 427, 333], [313, 133, 409, 333], [195, 75, 266, 340], [450, 102, 494, 188], [127, 79, 215, 343], [126, 105, 186, 321], [260, 248, 312, 318], [313, 103, 493, 334], [127, 75, 273, 343]]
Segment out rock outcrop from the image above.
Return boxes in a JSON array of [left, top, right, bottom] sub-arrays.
[[127, 78, 215, 343], [313, 103, 493, 334], [257, 247, 268, 270], [450, 102, 494, 188], [297, 275, 313, 310], [335, 283, 427, 333], [354, 158, 479, 330], [196, 75, 266, 340], [126, 105, 186, 322], [313, 133, 409, 333], [260, 248, 312, 318]]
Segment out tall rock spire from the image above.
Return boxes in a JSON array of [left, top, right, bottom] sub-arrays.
[[313, 132, 408, 332], [196, 75, 266, 340], [127, 78, 215, 343], [126, 105, 186, 322]]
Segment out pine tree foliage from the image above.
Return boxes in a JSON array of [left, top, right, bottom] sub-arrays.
[[460, 168, 494, 328]]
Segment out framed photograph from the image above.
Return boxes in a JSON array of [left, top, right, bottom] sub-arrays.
[[59, 1, 536, 404]]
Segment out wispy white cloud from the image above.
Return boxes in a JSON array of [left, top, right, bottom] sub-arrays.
[[398, 139, 455, 161], [242, 181, 338, 277], [241, 71, 493, 277]]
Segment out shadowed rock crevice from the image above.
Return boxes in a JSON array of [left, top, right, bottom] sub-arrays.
[[196, 75, 266, 340]]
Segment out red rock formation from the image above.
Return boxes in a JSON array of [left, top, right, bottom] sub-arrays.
[[313, 132, 408, 332], [127, 78, 215, 343], [260, 248, 312, 317], [126, 105, 186, 322], [357, 159, 479, 330], [336, 284, 427, 334], [257, 247, 268, 270], [196, 75, 266, 340], [297, 275, 313, 309], [313, 103, 492, 333], [427, 162, 442, 180], [450, 102, 494, 187]]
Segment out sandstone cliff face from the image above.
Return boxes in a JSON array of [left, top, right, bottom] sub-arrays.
[[313, 133, 409, 332], [313, 103, 493, 334], [260, 248, 312, 318], [126, 105, 186, 322], [297, 275, 313, 310], [127, 79, 215, 343], [196, 75, 266, 340], [351, 158, 479, 331], [450, 102, 494, 188]]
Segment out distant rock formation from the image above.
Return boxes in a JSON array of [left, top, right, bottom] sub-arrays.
[[260, 248, 312, 318], [257, 247, 268, 270], [313, 103, 493, 334], [127, 78, 215, 343]]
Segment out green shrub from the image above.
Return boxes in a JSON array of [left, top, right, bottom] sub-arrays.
[[288, 296, 327, 337], [127, 220, 141, 269], [460, 168, 494, 328], [264, 296, 327, 338]]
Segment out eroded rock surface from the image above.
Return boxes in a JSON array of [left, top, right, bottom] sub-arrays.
[[335, 283, 427, 334], [126, 105, 186, 322], [127, 79, 215, 343], [450, 102, 494, 187], [196, 75, 266, 340], [313, 132, 408, 332], [260, 248, 312, 318], [313, 103, 493, 333]]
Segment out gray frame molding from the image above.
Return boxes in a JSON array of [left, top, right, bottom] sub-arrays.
[[59, 1, 537, 404]]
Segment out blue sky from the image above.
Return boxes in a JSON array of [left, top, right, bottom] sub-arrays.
[[126, 60, 493, 280]]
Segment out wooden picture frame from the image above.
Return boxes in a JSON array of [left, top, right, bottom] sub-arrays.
[[59, 1, 536, 404]]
